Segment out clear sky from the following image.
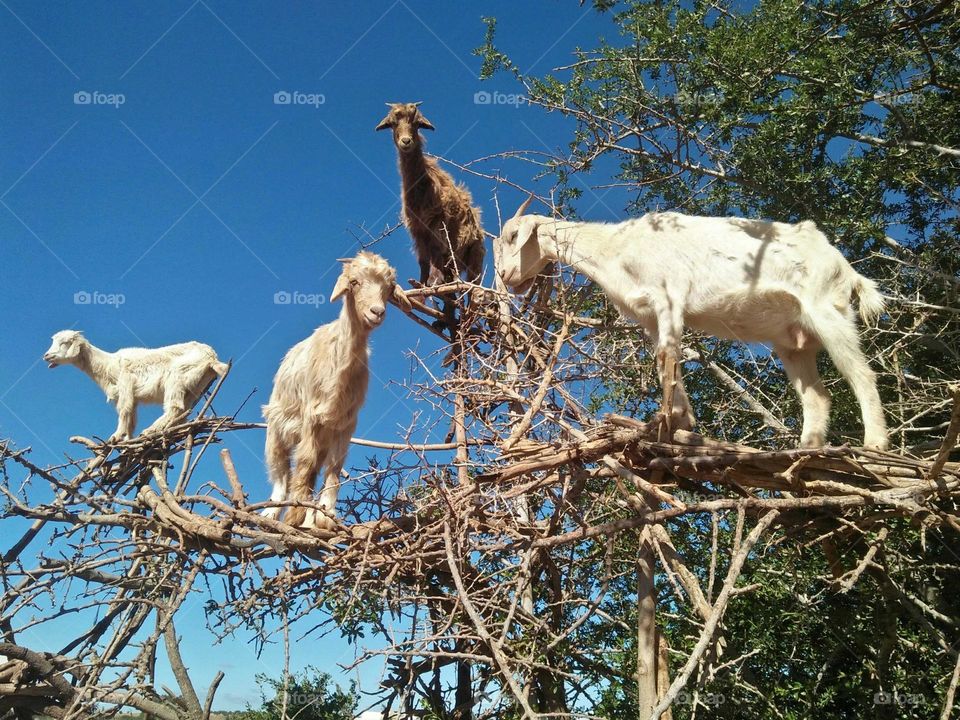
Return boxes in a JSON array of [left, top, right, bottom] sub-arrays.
[[0, 1, 622, 710]]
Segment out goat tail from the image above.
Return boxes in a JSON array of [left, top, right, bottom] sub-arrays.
[[852, 273, 886, 326]]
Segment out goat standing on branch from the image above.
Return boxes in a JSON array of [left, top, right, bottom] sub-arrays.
[[495, 198, 889, 449], [376, 101, 485, 330], [43, 330, 229, 442], [262, 252, 411, 530]]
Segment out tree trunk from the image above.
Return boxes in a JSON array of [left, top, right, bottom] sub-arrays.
[[637, 527, 658, 718]]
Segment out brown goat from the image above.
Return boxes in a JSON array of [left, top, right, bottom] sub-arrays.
[[376, 102, 485, 327]]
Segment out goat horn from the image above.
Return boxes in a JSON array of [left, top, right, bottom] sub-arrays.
[[336, 257, 351, 262], [412, 101, 423, 106], [512, 193, 535, 220]]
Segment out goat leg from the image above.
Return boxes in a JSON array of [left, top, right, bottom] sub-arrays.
[[656, 344, 696, 441], [441, 296, 458, 336], [657, 348, 676, 442], [418, 258, 431, 287], [108, 402, 136, 443], [142, 408, 188, 436], [284, 439, 323, 528], [306, 437, 347, 531], [658, 347, 689, 441]]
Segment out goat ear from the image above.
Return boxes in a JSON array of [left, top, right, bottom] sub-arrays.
[[330, 273, 350, 302], [416, 114, 435, 131], [515, 217, 540, 256], [375, 114, 394, 131], [393, 284, 412, 312]]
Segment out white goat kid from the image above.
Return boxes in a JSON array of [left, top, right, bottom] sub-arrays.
[[495, 198, 889, 450], [261, 252, 410, 530], [43, 330, 229, 442]]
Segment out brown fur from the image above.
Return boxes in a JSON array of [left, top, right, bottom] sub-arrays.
[[376, 102, 485, 288]]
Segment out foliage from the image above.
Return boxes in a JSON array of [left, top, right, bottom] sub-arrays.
[[473, 1, 960, 716], [231, 668, 356, 720]]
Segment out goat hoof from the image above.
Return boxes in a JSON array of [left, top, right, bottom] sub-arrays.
[[799, 434, 826, 449], [260, 507, 282, 521], [305, 511, 337, 532]]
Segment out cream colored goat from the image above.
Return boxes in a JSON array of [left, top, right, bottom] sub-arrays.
[[43, 330, 229, 442], [262, 252, 411, 530], [495, 198, 889, 450]]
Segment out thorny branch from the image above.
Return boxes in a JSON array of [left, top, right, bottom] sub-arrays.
[[1, 259, 958, 719]]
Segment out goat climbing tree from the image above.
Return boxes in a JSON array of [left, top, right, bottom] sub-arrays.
[[2, 258, 959, 718], [3, 2, 960, 717]]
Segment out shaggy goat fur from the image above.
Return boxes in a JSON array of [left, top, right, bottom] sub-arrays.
[[43, 330, 229, 441], [376, 102, 485, 295], [262, 252, 411, 529], [495, 199, 889, 450]]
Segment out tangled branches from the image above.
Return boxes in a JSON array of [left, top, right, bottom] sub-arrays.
[[1, 266, 959, 719]]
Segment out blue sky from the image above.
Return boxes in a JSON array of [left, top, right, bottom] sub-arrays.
[[0, 0, 624, 709]]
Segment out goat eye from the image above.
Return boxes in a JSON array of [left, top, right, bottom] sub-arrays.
[[350, 279, 360, 287]]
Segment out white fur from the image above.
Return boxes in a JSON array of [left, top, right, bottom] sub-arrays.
[[43, 330, 229, 442], [261, 252, 410, 530], [495, 210, 888, 449]]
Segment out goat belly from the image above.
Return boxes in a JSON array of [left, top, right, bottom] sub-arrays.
[[687, 288, 804, 344], [134, 377, 166, 404]]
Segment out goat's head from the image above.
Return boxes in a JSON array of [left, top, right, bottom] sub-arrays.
[[330, 252, 411, 330], [495, 195, 552, 294], [375, 102, 434, 154], [44, 330, 87, 368]]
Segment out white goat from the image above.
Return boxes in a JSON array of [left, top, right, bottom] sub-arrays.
[[262, 252, 411, 530], [495, 198, 889, 450], [43, 330, 229, 442]]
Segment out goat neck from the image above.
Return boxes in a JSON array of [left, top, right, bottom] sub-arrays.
[[338, 300, 373, 357], [72, 340, 118, 392], [537, 219, 619, 281], [397, 140, 434, 201]]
